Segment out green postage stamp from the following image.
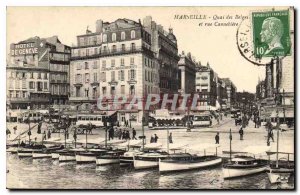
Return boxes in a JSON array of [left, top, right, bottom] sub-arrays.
[[252, 10, 291, 58]]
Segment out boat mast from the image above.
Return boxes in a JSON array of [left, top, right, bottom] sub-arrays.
[[276, 109, 279, 168], [229, 128, 232, 161], [167, 125, 169, 154]]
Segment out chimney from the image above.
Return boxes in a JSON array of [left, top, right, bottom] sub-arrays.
[[96, 19, 103, 33], [143, 16, 152, 28]]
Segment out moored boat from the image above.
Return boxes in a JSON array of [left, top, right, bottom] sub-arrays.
[[222, 156, 268, 179], [32, 151, 52, 159], [119, 150, 144, 166], [58, 150, 77, 163], [32, 145, 64, 159], [75, 149, 107, 164], [267, 167, 294, 184], [133, 151, 169, 170], [159, 154, 222, 173], [96, 150, 125, 166]]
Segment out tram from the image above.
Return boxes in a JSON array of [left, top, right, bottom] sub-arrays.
[[76, 112, 118, 127]]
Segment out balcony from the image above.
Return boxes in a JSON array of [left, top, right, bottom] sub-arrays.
[[90, 81, 99, 87], [73, 82, 83, 87], [70, 46, 154, 61], [69, 96, 96, 102], [127, 79, 137, 84], [7, 97, 30, 103], [108, 80, 118, 86]]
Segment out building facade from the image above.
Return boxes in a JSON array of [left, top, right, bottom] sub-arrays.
[[69, 18, 159, 124], [221, 78, 237, 109], [256, 80, 266, 100], [195, 63, 218, 110], [143, 16, 180, 94], [217, 78, 228, 110], [178, 51, 196, 94], [7, 36, 70, 110]]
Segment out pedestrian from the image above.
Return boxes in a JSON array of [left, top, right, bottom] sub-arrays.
[[37, 122, 42, 134], [132, 128, 137, 140], [13, 126, 17, 134], [169, 133, 173, 144], [215, 132, 220, 144], [154, 134, 158, 143], [34, 137, 37, 143], [269, 129, 274, 142], [150, 135, 155, 143], [73, 131, 77, 142], [239, 127, 244, 140], [6, 128, 11, 138], [43, 131, 46, 140], [111, 127, 114, 140], [108, 127, 114, 141], [47, 130, 51, 139], [118, 129, 122, 140], [126, 130, 131, 140], [122, 130, 126, 140]]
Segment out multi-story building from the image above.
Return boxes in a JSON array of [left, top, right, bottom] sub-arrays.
[[69, 18, 159, 124], [217, 78, 228, 110], [258, 29, 294, 126], [7, 36, 70, 110], [47, 36, 71, 105], [256, 80, 266, 100], [195, 63, 218, 110], [178, 51, 196, 94], [143, 16, 180, 94], [221, 78, 237, 109]]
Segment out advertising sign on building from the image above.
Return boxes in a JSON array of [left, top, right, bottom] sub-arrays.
[[11, 42, 39, 56]]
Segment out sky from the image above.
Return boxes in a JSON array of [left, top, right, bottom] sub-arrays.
[[6, 6, 284, 93]]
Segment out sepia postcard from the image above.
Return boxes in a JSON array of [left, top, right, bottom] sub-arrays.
[[6, 6, 295, 190]]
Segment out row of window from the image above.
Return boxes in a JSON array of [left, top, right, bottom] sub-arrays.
[[50, 64, 69, 72], [74, 43, 137, 57], [75, 85, 136, 97], [9, 72, 48, 80], [75, 70, 136, 83], [28, 81, 48, 90], [50, 74, 68, 82], [76, 57, 135, 70], [50, 53, 70, 61], [8, 91, 28, 99], [51, 84, 68, 95], [79, 30, 136, 46], [145, 70, 158, 83]]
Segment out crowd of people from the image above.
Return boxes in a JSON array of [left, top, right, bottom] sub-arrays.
[[107, 126, 137, 141]]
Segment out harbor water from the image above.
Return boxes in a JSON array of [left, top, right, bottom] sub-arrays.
[[6, 152, 294, 189], [6, 118, 294, 189]]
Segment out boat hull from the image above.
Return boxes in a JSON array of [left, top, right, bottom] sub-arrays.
[[96, 157, 120, 165], [17, 151, 33, 158], [51, 153, 60, 159], [32, 152, 52, 159], [159, 157, 222, 173], [223, 165, 268, 179], [59, 154, 76, 163], [134, 158, 159, 170], [267, 168, 294, 184], [76, 154, 96, 164]]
